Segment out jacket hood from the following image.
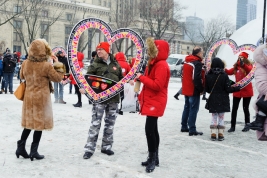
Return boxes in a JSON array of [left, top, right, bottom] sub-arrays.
[[185, 55, 202, 63], [146, 37, 169, 62], [115, 52, 126, 62], [28, 39, 52, 62], [253, 44, 267, 66], [77, 52, 84, 61]]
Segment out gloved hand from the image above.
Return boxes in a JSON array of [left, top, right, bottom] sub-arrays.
[[234, 86, 241, 91]]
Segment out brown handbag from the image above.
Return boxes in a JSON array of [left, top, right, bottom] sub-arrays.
[[14, 81, 26, 101]]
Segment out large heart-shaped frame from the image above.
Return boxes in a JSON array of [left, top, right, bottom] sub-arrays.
[[67, 18, 145, 103], [204, 38, 257, 88], [52, 46, 67, 56]]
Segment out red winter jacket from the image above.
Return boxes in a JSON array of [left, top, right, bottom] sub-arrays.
[[138, 40, 170, 117], [69, 52, 84, 85], [115, 52, 131, 77], [182, 55, 204, 96], [225, 62, 253, 98]]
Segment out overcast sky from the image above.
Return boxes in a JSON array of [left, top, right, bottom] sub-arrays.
[[177, 0, 264, 24]]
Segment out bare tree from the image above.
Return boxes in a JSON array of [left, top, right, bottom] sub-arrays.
[[0, 0, 25, 26], [184, 15, 235, 55], [109, 0, 137, 54], [9, 0, 64, 53], [138, 0, 185, 42]]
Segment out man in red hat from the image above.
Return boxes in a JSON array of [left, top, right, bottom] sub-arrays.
[[80, 42, 123, 159], [225, 51, 254, 132]]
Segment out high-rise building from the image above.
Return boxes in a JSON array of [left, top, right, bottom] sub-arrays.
[[184, 15, 204, 43], [236, 0, 257, 30]]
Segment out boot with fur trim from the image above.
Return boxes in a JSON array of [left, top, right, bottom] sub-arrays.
[[210, 129, 217, 141], [218, 129, 225, 141]]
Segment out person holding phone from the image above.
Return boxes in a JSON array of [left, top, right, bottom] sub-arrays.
[[225, 52, 254, 132]]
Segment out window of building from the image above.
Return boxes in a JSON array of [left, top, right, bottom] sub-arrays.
[[108, 2, 111, 7], [13, 20, 22, 29], [187, 46, 190, 50], [13, 32, 21, 42], [66, 14, 73, 21], [98, 0, 101, 5], [65, 36, 69, 47], [42, 10, 48, 18], [65, 26, 72, 35], [103, 1, 106, 6], [13, 45, 21, 52], [13, 5, 21, 13], [41, 24, 49, 41]]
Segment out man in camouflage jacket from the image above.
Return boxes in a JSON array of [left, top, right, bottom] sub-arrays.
[[81, 42, 123, 159]]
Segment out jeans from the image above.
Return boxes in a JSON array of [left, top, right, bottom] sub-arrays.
[[69, 83, 73, 92], [3, 72, 14, 93], [181, 95, 200, 132], [54, 82, 64, 100]]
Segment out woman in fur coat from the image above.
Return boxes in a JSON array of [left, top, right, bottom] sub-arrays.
[[136, 37, 170, 173], [247, 44, 267, 138], [15, 39, 66, 161]]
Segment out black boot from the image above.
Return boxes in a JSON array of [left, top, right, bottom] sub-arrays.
[[247, 114, 266, 131], [174, 93, 179, 100], [141, 149, 159, 166], [146, 152, 157, 173], [228, 127, 235, 132], [15, 140, 30, 158], [73, 102, 82, 108], [29, 142, 44, 161]]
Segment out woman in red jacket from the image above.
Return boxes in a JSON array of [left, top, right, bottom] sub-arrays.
[[225, 52, 253, 132], [136, 38, 170, 173], [68, 52, 84, 107]]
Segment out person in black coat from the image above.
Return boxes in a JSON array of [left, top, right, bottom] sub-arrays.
[[205, 57, 240, 141]]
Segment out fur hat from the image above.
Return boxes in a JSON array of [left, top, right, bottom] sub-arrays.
[[96, 42, 110, 54], [28, 39, 52, 62], [146, 37, 169, 60], [239, 52, 249, 59]]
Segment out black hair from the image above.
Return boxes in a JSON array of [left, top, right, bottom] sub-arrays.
[[192, 47, 202, 56], [211, 57, 225, 69]]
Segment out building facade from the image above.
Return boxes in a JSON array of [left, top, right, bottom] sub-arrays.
[[236, 0, 257, 30], [184, 15, 204, 43], [0, 0, 183, 58]]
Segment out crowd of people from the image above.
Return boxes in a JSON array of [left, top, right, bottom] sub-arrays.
[[1, 37, 265, 174]]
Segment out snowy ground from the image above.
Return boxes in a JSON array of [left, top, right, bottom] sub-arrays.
[[0, 77, 266, 178]]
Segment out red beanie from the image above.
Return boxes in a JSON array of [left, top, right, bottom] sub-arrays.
[[239, 52, 249, 59], [96, 42, 110, 54]]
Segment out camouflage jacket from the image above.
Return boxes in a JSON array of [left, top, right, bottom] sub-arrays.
[[86, 54, 123, 104]]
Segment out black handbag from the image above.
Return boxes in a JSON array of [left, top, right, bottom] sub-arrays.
[[205, 74, 221, 110], [256, 95, 267, 115]]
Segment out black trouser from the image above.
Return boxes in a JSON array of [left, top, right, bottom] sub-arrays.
[[74, 84, 81, 103], [231, 97, 251, 127], [21, 128, 42, 143], [119, 86, 124, 110], [145, 116, 159, 152]]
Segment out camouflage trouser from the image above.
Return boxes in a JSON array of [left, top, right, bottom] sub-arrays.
[[84, 103, 118, 153]]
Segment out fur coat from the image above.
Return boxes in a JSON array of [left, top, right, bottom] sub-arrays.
[[252, 44, 267, 140], [20, 39, 65, 131]]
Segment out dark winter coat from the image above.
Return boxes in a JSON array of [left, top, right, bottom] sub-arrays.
[[0, 59, 3, 76], [225, 62, 253, 98], [138, 40, 170, 117], [205, 68, 240, 113], [86, 54, 123, 104], [3, 53, 16, 73], [58, 56, 69, 74], [182, 55, 204, 96]]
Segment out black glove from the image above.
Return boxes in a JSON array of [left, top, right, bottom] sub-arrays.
[[240, 59, 244, 67], [234, 86, 241, 91]]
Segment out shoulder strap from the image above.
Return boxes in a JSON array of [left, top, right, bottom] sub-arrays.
[[209, 74, 221, 96]]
